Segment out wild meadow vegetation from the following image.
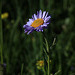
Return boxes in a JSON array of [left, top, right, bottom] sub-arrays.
[[0, 0, 75, 75]]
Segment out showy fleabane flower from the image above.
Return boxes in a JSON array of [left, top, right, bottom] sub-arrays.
[[23, 10, 51, 34]]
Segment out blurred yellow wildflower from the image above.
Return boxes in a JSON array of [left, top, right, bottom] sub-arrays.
[[1, 12, 9, 19], [36, 60, 51, 70], [36, 60, 44, 69]]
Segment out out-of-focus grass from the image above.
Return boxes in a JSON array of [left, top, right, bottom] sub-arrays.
[[1, 0, 75, 75]]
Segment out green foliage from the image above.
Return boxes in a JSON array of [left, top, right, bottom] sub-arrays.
[[1, 0, 75, 75]]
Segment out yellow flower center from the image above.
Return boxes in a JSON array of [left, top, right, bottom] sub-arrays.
[[31, 19, 44, 28]]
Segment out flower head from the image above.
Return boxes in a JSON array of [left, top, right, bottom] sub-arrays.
[[23, 10, 51, 34], [36, 60, 44, 69], [1, 12, 9, 19], [36, 60, 51, 70]]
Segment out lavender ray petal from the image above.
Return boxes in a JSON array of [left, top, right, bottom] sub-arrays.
[[27, 28, 34, 35], [26, 21, 32, 26], [34, 14, 37, 20], [44, 16, 51, 22], [29, 19, 34, 23], [37, 11, 39, 18], [42, 11, 46, 18], [39, 10, 42, 18], [45, 12, 48, 19]]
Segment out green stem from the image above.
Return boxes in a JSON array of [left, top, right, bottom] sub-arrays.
[[1, 46, 3, 64], [21, 63, 24, 75], [0, 8, 3, 64], [44, 38, 50, 75], [48, 53, 50, 75], [43, 66, 46, 75]]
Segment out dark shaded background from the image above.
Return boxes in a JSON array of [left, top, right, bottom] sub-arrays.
[[1, 0, 75, 75]]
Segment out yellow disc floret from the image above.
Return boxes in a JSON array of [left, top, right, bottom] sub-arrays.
[[31, 19, 44, 28]]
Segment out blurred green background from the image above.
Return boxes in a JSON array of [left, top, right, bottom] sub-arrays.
[[1, 0, 75, 75]]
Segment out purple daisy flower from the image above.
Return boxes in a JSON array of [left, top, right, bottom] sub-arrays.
[[23, 10, 51, 34]]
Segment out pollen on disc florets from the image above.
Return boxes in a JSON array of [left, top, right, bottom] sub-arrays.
[[31, 19, 44, 28]]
